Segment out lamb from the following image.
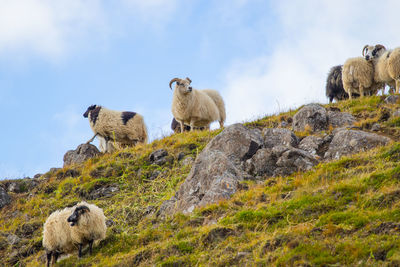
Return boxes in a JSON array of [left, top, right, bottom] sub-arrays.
[[42, 202, 107, 267], [325, 65, 349, 102], [83, 105, 148, 153], [364, 44, 400, 94], [342, 50, 382, 99], [169, 77, 226, 132]]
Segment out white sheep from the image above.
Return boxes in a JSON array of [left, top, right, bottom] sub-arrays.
[[169, 77, 226, 132], [83, 105, 148, 153], [342, 53, 382, 99], [42, 202, 107, 267], [364, 44, 400, 94]]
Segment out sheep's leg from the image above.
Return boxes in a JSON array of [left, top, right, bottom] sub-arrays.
[[219, 120, 224, 128], [179, 121, 185, 133], [86, 133, 98, 144], [359, 86, 364, 98], [348, 90, 352, 100], [396, 80, 400, 94], [46, 251, 52, 267], [78, 244, 83, 258], [89, 240, 94, 255], [53, 252, 60, 264]]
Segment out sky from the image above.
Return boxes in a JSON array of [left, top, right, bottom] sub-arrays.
[[1, 0, 400, 179]]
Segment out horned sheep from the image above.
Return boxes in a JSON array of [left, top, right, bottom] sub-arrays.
[[169, 77, 226, 132], [83, 105, 148, 153], [364, 44, 400, 94], [42, 202, 107, 267]]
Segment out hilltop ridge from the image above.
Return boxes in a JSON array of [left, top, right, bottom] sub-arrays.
[[2, 95, 400, 266]]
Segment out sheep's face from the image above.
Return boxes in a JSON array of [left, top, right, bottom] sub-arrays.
[[67, 205, 90, 226], [364, 45, 386, 61], [83, 105, 98, 118], [170, 78, 193, 95]]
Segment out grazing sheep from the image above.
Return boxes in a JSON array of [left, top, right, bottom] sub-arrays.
[[326, 65, 348, 103], [171, 118, 205, 133], [364, 44, 400, 94], [83, 105, 148, 152], [169, 77, 226, 132], [342, 55, 381, 99], [42, 202, 106, 267]]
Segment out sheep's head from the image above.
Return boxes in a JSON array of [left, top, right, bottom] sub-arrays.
[[67, 205, 90, 226], [363, 44, 386, 61], [83, 105, 98, 118], [169, 77, 193, 94]]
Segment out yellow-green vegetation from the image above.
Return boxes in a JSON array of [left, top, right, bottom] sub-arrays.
[[2, 96, 400, 266]]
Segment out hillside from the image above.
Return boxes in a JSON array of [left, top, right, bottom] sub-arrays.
[[2, 95, 400, 266]]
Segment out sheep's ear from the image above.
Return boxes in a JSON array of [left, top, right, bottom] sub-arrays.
[[376, 44, 386, 51], [186, 77, 192, 84]]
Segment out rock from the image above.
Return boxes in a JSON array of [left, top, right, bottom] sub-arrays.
[[246, 146, 319, 177], [324, 129, 391, 160], [280, 121, 289, 128], [298, 136, 324, 156], [148, 170, 161, 181], [0, 186, 11, 209], [203, 227, 235, 244], [371, 123, 381, 131], [327, 111, 356, 128], [33, 173, 42, 179], [149, 149, 170, 165], [274, 147, 319, 176], [63, 143, 100, 167], [4, 178, 39, 194], [263, 128, 298, 149], [6, 234, 20, 245], [181, 156, 194, 166], [177, 152, 186, 161], [85, 184, 120, 200], [385, 95, 400, 104], [293, 104, 328, 132], [393, 109, 400, 118], [161, 124, 263, 215]]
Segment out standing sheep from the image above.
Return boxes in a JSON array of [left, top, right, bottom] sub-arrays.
[[83, 105, 148, 153], [364, 44, 400, 94], [342, 51, 382, 99], [169, 77, 226, 132], [326, 65, 349, 103], [42, 202, 107, 267]]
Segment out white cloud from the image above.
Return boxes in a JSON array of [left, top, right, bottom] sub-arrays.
[[222, 0, 400, 124], [0, 0, 179, 60]]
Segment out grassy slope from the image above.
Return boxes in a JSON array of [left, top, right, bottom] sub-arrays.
[[2, 96, 400, 266]]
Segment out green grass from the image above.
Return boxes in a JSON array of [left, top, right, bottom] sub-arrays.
[[3, 96, 400, 266]]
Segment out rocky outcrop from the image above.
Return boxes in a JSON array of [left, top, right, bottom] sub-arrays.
[[160, 124, 263, 214], [324, 129, 391, 160], [293, 104, 356, 132], [263, 128, 298, 148], [63, 143, 101, 167]]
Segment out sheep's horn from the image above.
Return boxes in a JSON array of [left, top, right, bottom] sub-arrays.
[[169, 78, 180, 90], [362, 45, 368, 57], [375, 44, 386, 51], [186, 77, 192, 84]]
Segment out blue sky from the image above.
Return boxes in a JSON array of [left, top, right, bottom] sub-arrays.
[[1, 0, 400, 179]]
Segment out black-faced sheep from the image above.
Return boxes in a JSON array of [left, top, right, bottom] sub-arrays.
[[83, 105, 148, 153], [169, 77, 226, 133], [364, 44, 400, 94], [42, 202, 106, 267]]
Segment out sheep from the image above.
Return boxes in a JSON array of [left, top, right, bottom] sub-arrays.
[[169, 77, 226, 133], [364, 44, 400, 94], [42, 202, 107, 267], [83, 105, 148, 153], [342, 53, 382, 99], [171, 117, 205, 133], [325, 65, 349, 103]]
